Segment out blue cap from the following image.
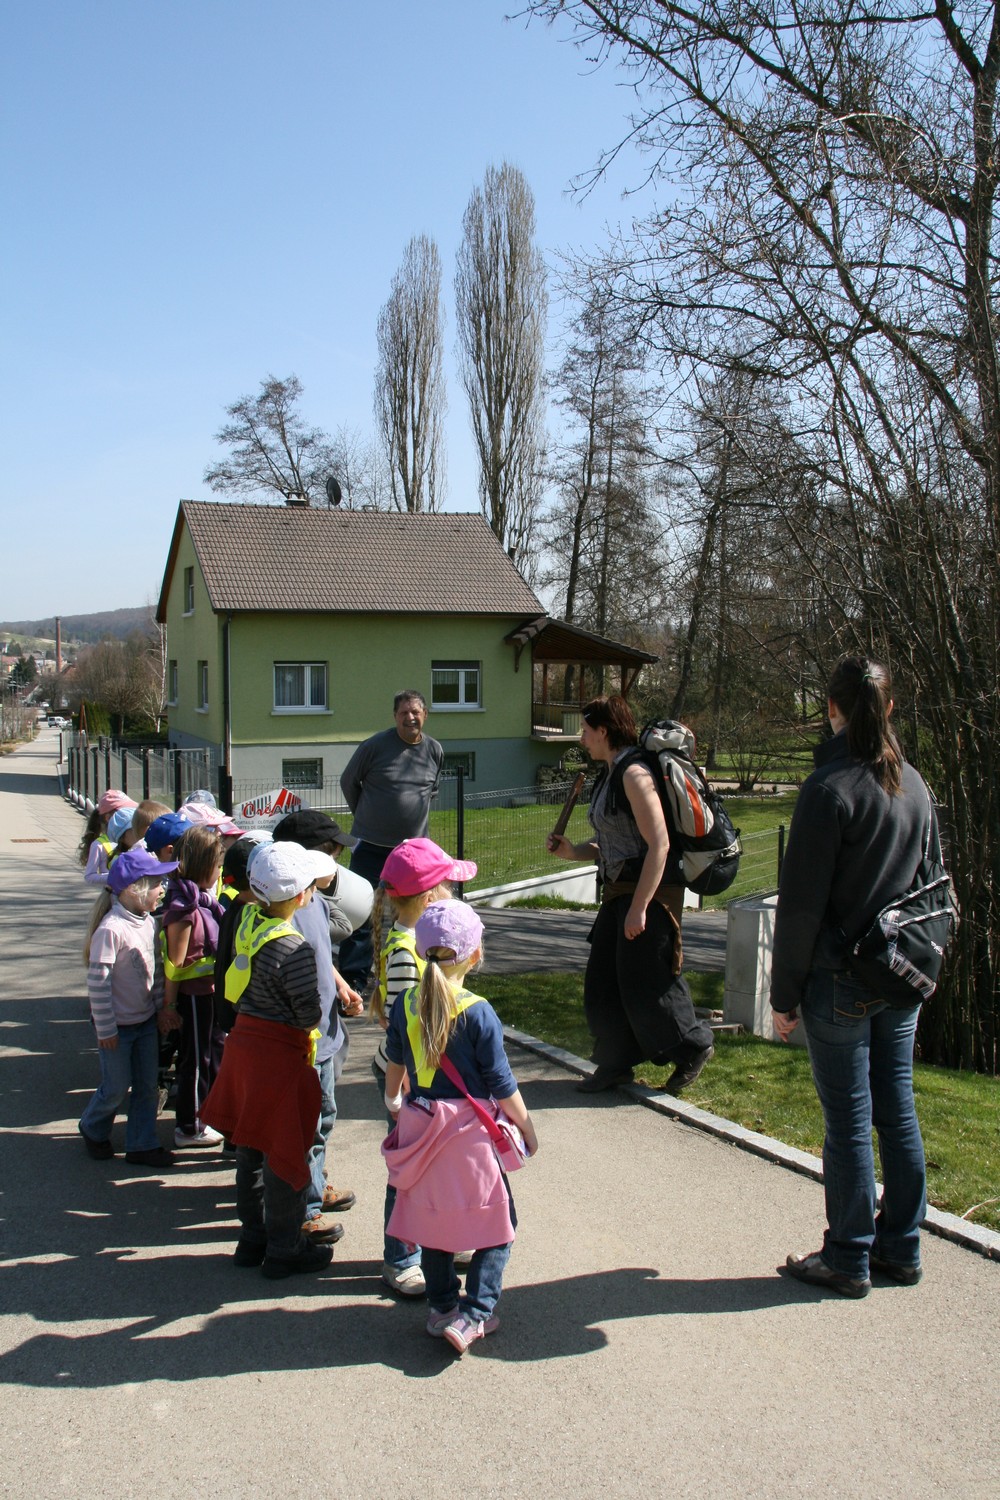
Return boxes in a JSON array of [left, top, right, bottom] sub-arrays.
[[144, 812, 192, 853], [106, 807, 135, 843]]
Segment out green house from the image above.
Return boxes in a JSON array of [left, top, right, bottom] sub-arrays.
[[156, 500, 656, 803]]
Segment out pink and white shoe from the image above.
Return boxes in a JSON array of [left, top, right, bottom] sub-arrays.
[[442, 1311, 499, 1354]]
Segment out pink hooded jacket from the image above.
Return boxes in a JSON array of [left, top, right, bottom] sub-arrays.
[[382, 1096, 515, 1250]]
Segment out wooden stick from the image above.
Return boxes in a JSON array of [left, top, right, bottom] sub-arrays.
[[550, 771, 586, 842]]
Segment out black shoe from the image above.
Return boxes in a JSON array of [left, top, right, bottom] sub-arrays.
[[124, 1147, 174, 1168], [664, 1044, 715, 1096], [869, 1251, 923, 1285], [79, 1124, 114, 1160], [233, 1239, 267, 1268], [786, 1251, 871, 1298], [261, 1243, 334, 1280], [576, 1067, 633, 1094]]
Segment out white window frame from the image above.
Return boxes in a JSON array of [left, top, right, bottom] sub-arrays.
[[273, 661, 329, 713], [431, 660, 481, 710], [282, 757, 324, 790]]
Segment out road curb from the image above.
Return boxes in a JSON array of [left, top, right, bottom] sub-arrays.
[[503, 1024, 1000, 1263]]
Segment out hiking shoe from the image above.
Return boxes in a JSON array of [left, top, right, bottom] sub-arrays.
[[382, 1262, 426, 1297], [233, 1239, 267, 1268], [79, 1124, 114, 1160], [125, 1147, 174, 1168], [322, 1185, 356, 1212], [576, 1066, 632, 1094], [261, 1243, 334, 1280], [786, 1251, 871, 1299], [664, 1044, 715, 1096], [302, 1214, 344, 1243], [442, 1311, 500, 1354], [426, 1306, 460, 1337], [869, 1252, 923, 1286], [174, 1125, 223, 1148]]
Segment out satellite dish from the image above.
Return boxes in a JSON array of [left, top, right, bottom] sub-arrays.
[[325, 476, 343, 507]]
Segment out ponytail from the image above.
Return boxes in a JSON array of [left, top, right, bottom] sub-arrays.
[[416, 950, 461, 1070], [83, 888, 114, 964], [77, 809, 105, 866], [368, 881, 393, 1025], [828, 656, 903, 795]]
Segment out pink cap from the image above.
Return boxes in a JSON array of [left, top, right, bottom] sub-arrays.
[[380, 838, 477, 898], [180, 801, 242, 837], [97, 789, 138, 817]]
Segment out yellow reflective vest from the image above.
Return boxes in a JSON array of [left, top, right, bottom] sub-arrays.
[[402, 984, 486, 1088], [224, 906, 321, 1062]]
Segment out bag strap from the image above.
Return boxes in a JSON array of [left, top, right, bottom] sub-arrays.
[[435, 1052, 505, 1144]]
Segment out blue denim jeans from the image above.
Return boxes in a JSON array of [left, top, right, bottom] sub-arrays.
[[80, 1016, 161, 1152], [372, 1057, 421, 1271], [801, 969, 926, 1278], [337, 842, 391, 991], [306, 1043, 346, 1219], [422, 1243, 512, 1322]]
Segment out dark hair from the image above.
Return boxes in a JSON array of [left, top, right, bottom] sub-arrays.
[[581, 694, 638, 751], [827, 656, 903, 794], [394, 690, 427, 713]]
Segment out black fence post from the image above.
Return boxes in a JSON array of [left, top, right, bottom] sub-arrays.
[[777, 823, 786, 885], [105, 743, 112, 794], [219, 768, 233, 817], [120, 748, 128, 798], [173, 752, 183, 810], [142, 748, 151, 802], [91, 747, 100, 805]]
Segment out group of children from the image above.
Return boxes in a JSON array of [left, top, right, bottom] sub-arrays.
[[76, 792, 537, 1353]]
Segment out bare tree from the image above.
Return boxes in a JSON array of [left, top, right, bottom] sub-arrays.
[[374, 235, 446, 512], [527, 0, 1000, 1070], [71, 634, 164, 735], [455, 162, 548, 568], [204, 374, 342, 506]]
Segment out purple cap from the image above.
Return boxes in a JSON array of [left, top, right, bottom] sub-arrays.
[[107, 846, 178, 894], [414, 899, 484, 964]]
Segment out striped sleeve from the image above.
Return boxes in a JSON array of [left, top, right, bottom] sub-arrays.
[[87, 923, 120, 1040]]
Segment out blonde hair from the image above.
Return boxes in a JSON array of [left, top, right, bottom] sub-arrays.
[[415, 945, 481, 1070], [175, 825, 223, 887], [83, 888, 113, 964], [132, 800, 171, 841], [370, 881, 451, 1025]]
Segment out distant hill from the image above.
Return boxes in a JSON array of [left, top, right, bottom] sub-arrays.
[[0, 607, 154, 646]]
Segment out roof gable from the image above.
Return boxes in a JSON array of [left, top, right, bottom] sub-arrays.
[[157, 502, 543, 620]]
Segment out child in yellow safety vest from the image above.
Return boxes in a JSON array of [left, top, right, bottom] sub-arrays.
[[201, 840, 338, 1279], [370, 838, 477, 1298], [160, 824, 225, 1148], [78, 789, 137, 886]]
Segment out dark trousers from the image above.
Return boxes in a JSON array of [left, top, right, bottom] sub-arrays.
[[336, 841, 392, 992], [583, 897, 713, 1070], [175, 990, 225, 1134], [235, 1145, 308, 1258]]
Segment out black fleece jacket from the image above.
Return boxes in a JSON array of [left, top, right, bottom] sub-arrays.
[[770, 732, 936, 1012]]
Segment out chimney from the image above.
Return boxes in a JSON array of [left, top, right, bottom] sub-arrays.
[[55, 617, 62, 673]]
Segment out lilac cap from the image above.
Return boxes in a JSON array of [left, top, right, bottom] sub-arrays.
[[107, 846, 178, 894], [414, 899, 484, 964]]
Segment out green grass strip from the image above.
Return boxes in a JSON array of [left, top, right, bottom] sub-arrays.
[[476, 969, 1000, 1233]]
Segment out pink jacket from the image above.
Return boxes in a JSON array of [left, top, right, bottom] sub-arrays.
[[383, 1097, 515, 1251]]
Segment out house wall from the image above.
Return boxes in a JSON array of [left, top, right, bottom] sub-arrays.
[[163, 529, 225, 747]]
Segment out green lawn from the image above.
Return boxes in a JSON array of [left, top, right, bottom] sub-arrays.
[[475, 969, 1000, 1234]]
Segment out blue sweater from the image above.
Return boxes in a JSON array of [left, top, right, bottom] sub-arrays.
[[385, 988, 517, 1101]]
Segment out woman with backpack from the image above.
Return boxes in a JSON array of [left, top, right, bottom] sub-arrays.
[[771, 656, 942, 1298], [546, 694, 715, 1095]]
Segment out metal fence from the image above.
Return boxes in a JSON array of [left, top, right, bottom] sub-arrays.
[[65, 735, 222, 812]]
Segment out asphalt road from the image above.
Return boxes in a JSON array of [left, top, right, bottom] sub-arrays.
[[1, 731, 997, 1499]]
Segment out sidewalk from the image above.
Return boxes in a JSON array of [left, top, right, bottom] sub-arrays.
[[1, 733, 997, 1500]]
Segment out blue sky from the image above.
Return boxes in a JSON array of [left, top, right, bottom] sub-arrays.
[[0, 1, 657, 623]]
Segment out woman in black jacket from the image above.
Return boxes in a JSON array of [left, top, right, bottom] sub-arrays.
[[771, 656, 935, 1297]]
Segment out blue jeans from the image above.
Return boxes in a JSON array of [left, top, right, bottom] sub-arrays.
[[80, 1016, 160, 1152], [305, 1042, 346, 1219], [372, 1057, 421, 1271], [337, 842, 391, 991], [801, 969, 926, 1278], [422, 1243, 512, 1322]]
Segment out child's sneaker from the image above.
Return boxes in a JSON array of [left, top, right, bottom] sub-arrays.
[[382, 1261, 426, 1297], [426, 1306, 460, 1337], [442, 1311, 499, 1354], [174, 1125, 223, 1148]]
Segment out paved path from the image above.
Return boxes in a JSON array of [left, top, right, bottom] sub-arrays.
[[478, 905, 727, 976], [1, 732, 997, 1499]]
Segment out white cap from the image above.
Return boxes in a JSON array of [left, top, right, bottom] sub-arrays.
[[247, 840, 338, 903]]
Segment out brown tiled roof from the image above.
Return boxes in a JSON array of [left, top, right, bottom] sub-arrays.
[[157, 502, 543, 619]]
